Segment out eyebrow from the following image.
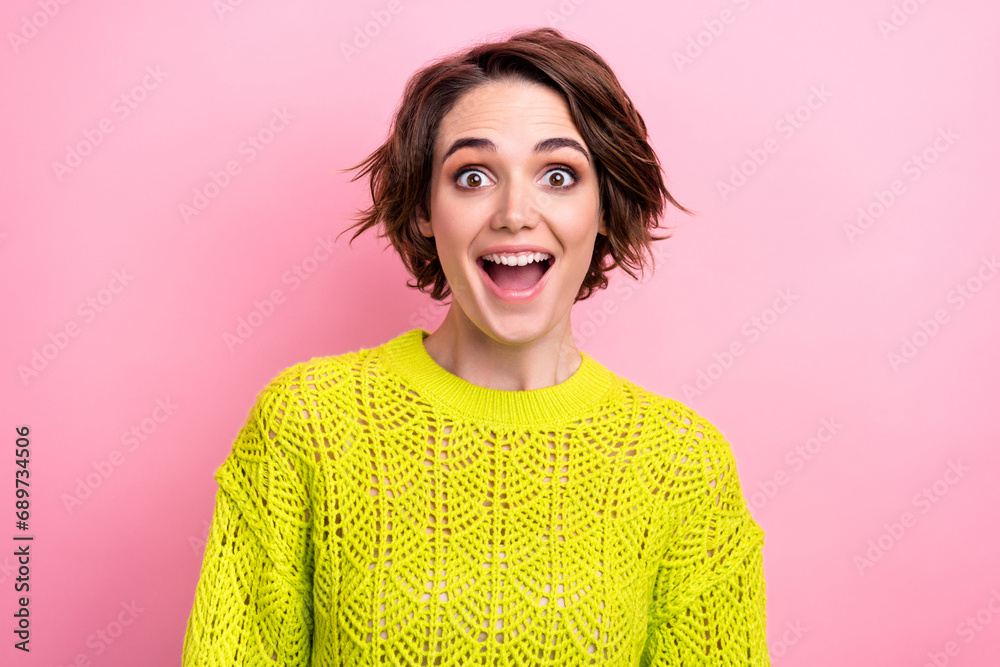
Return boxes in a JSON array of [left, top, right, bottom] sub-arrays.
[[441, 136, 591, 166]]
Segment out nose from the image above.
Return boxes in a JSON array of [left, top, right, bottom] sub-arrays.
[[492, 173, 542, 233]]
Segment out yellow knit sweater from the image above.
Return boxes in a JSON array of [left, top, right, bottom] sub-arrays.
[[182, 328, 768, 666]]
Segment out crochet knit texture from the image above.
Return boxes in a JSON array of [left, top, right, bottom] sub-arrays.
[[182, 328, 768, 666]]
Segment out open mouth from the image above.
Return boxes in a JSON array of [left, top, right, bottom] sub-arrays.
[[476, 253, 553, 292]]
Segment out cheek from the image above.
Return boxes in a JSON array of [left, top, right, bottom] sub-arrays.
[[570, 234, 599, 282], [435, 238, 461, 276], [429, 222, 471, 279]]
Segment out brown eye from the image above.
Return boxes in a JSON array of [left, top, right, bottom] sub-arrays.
[[544, 167, 576, 188], [455, 168, 491, 189]]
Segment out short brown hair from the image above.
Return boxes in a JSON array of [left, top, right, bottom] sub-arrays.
[[338, 27, 690, 302]]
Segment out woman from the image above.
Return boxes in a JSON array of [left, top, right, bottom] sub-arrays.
[[182, 27, 769, 666]]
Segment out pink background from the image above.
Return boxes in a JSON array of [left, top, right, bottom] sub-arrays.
[[3, 1, 999, 665]]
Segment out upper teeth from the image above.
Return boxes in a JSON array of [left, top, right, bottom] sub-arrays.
[[482, 252, 551, 266]]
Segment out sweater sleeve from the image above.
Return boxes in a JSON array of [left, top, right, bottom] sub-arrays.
[[640, 419, 769, 666], [182, 382, 315, 666]]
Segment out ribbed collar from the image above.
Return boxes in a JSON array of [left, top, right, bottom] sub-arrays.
[[382, 328, 615, 426]]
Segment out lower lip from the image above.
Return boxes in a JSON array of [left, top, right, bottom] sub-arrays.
[[477, 259, 553, 304]]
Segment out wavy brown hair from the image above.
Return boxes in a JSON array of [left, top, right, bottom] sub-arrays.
[[337, 27, 691, 302]]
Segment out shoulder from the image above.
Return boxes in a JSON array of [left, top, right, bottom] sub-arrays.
[[232, 341, 386, 459], [608, 373, 730, 450], [609, 375, 743, 505], [253, 339, 384, 409]]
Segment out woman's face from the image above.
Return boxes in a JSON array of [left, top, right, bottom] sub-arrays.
[[416, 78, 606, 344]]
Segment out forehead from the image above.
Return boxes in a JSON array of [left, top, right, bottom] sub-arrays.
[[435, 80, 583, 152]]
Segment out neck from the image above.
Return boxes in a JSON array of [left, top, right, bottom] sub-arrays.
[[422, 304, 582, 391]]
